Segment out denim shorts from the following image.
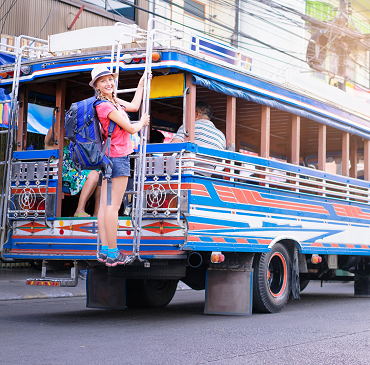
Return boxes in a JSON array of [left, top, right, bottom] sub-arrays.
[[111, 155, 130, 178]]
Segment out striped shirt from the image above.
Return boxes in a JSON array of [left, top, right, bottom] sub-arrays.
[[173, 119, 226, 150]]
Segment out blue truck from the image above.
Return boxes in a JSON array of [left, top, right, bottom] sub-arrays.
[[1, 22, 370, 314]]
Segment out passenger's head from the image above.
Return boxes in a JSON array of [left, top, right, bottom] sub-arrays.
[[195, 101, 213, 121], [89, 65, 118, 100], [150, 129, 165, 143]]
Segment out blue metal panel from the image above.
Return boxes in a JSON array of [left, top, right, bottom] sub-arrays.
[[13, 149, 59, 160]]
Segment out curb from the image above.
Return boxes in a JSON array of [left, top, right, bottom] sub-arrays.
[[0, 290, 87, 301], [0, 280, 191, 301]]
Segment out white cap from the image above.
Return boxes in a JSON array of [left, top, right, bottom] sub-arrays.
[[89, 64, 118, 87]]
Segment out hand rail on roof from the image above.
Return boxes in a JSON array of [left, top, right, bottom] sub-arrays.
[[149, 18, 290, 83], [1, 22, 301, 83]]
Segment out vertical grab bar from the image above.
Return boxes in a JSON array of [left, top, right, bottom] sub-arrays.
[[126, 18, 155, 266], [0, 36, 22, 259]]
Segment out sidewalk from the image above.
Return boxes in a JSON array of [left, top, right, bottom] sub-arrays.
[[0, 268, 86, 301], [0, 267, 190, 301]]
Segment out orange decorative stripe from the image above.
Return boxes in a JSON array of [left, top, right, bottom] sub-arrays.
[[189, 223, 231, 231], [212, 237, 226, 243], [143, 182, 210, 197], [217, 191, 236, 198], [11, 249, 94, 254], [12, 235, 183, 240], [190, 183, 209, 192], [11, 187, 56, 194], [333, 203, 370, 220], [309, 243, 370, 249], [214, 185, 233, 192], [188, 236, 201, 241], [257, 239, 271, 245], [217, 196, 238, 203], [236, 238, 249, 243], [214, 185, 329, 214], [192, 190, 210, 197], [11, 249, 184, 256]]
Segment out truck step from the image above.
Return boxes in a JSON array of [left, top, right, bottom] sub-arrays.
[[26, 260, 78, 287], [26, 277, 78, 287]]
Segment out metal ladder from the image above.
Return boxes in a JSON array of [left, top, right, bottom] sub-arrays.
[[0, 37, 22, 261], [103, 22, 154, 266], [107, 19, 190, 265], [127, 20, 155, 266], [0, 36, 48, 260]]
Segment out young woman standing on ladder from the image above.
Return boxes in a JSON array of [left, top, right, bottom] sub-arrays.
[[90, 65, 150, 267]]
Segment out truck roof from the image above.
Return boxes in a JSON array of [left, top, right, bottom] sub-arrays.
[[1, 24, 370, 138]]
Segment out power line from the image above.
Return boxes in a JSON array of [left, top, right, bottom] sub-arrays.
[[34, 0, 59, 39], [0, 0, 10, 13], [0, 0, 18, 35], [126, 0, 307, 62], [115, 0, 369, 88]]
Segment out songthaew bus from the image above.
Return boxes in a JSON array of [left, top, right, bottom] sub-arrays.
[[1, 21, 370, 315]]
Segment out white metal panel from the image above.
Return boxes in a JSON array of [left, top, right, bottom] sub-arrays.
[[48, 25, 138, 53]]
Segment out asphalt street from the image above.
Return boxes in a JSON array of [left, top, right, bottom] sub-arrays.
[[1, 268, 370, 365]]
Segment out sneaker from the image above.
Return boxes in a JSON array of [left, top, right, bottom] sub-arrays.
[[97, 252, 107, 263], [106, 252, 126, 267]]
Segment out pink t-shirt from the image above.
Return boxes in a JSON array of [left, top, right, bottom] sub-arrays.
[[95, 101, 133, 158]]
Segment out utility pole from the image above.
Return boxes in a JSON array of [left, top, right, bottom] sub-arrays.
[[231, 0, 240, 48], [337, 0, 348, 91]]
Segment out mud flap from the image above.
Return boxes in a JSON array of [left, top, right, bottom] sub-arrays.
[[204, 268, 253, 315], [86, 266, 126, 309], [291, 247, 301, 300], [354, 275, 370, 296]]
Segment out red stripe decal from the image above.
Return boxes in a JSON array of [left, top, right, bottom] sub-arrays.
[[189, 223, 231, 230], [212, 237, 226, 243], [236, 238, 249, 243], [214, 185, 329, 214], [257, 239, 271, 245]]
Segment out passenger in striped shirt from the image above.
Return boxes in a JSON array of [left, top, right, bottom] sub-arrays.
[[171, 101, 226, 176], [171, 101, 226, 150]]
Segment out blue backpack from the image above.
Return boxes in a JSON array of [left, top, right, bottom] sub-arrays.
[[65, 96, 115, 178]]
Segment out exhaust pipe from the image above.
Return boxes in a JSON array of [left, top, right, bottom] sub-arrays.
[[188, 252, 203, 268]]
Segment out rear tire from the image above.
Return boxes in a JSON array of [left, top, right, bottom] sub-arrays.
[[126, 279, 178, 308], [253, 243, 291, 313]]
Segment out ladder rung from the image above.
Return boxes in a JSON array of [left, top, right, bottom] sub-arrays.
[[117, 227, 135, 231], [116, 88, 137, 94]]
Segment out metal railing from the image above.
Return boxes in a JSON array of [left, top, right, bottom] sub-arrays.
[[129, 150, 187, 227], [179, 150, 370, 205], [9, 156, 57, 224], [148, 18, 289, 83], [0, 35, 50, 260]]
